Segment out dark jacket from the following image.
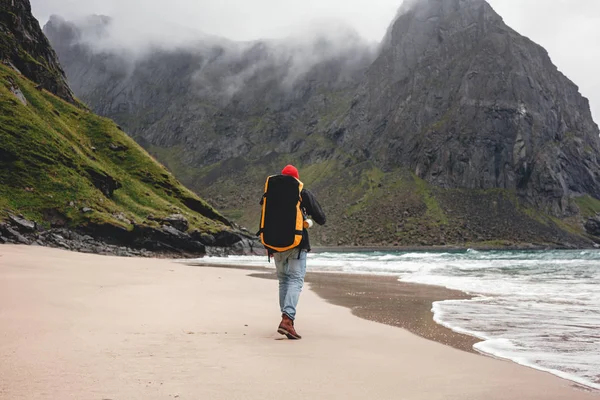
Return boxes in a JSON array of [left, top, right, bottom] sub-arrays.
[[299, 188, 326, 251]]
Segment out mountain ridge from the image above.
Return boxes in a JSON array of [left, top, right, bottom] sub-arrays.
[[43, 0, 600, 248], [338, 0, 600, 216]]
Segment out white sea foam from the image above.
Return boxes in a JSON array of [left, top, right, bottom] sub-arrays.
[[474, 338, 600, 390], [187, 249, 600, 390]]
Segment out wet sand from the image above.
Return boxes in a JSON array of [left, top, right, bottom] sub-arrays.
[[250, 271, 479, 353], [1, 244, 598, 399], [305, 272, 480, 352]]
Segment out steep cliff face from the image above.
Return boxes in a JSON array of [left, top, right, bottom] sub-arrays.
[[44, 1, 600, 248], [0, 0, 258, 256], [0, 0, 75, 103], [338, 0, 600, 216]]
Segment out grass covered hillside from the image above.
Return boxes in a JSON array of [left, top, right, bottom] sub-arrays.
[[0, 62, 243, 254]]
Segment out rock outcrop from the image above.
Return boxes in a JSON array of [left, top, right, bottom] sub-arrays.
[[584, 215, 600, 237], [0, 0, 75, 103], [0, 214, 262, 256]]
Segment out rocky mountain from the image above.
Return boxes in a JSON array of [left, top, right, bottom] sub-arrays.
[[340, 0, 600, 216], [44, 0, 600, 248], [0, 0, 259, 256], [0, 0, 74, 103]]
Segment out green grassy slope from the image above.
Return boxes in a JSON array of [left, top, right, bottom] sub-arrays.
[[0, 63, 229, 235]]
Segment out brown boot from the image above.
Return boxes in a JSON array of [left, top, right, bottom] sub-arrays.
[[277, 314, 302, 340]]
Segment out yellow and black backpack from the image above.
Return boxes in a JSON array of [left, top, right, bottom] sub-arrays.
[[257, 174, 304, 253]]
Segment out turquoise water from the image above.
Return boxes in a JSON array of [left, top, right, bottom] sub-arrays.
[[193, 249, 600, 389]]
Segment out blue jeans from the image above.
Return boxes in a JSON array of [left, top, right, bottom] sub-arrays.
[[274, 248, 307, 321]]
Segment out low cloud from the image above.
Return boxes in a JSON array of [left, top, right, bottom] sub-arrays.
[[191, 25, 376, 103], [30, 0, 400, 42], [45, 14, 375, 105]]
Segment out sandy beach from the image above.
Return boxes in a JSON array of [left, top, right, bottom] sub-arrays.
[[1, 245, 598, 399]]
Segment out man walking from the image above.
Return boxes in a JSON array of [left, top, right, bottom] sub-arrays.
[[258, 164, 326, 339]]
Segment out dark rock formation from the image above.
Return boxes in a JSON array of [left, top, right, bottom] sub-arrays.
[[180, 196, 231, 226], [130, 224, 205, 254], [85, 167, 121, 197], [0, 0, 75, 103], [0, 220, 31, 244], [0, 213, 263, 257], [162, 213, 189, 232], [584, 215, 600, 237], [9, 214, 36, 231]]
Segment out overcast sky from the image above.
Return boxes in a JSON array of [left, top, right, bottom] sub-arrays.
[[30, 0, 600, 124]]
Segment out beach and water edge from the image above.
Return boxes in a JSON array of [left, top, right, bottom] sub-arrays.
[[1, 244, 598, 399]]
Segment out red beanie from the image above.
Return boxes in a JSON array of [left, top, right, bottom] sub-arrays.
[[281, 164, 299, 180]]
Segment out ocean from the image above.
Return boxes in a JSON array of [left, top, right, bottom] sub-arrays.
[[190, 249, 600, 390]]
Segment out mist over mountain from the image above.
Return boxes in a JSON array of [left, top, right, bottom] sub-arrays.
[[44, 13, 376, 108], [1, 0, 259, 256], [44, 0, 600, 248]]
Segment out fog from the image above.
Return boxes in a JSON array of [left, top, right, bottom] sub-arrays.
[[30, 0, 600, 122]]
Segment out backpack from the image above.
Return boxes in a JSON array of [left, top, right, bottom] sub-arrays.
[[257, 174, 304, 253]]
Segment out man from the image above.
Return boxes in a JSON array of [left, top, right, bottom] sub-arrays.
[[272, 164, 326, 340]]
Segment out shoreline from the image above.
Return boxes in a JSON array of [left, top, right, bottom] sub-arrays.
[[2, 245, 598, 399], [183, 261, 480, 352], [186, 261, 599, 391], [249, 269, 480, 353], [304, 272, 480, 352]]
